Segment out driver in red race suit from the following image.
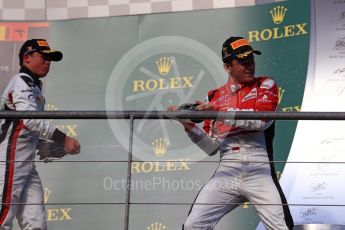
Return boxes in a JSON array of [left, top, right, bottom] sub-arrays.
[[169, 36, 294, 230]]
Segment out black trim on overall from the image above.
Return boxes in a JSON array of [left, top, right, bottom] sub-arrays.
[[19, 66, 42, 89], [0, 105, 13, 145], [265, 122, 294, 230], [0, 120, 19, 222], [0, 120, 12, 145]]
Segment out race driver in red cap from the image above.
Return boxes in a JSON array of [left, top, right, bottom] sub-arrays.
[[169, 36, 294, 230]]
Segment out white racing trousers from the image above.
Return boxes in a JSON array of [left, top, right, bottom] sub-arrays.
[[183, 145, 293, 230], [0, 120, 46, 230]]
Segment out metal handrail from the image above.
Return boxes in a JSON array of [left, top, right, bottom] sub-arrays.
[[2, 110, 345, 230], [2, 110, 345, 120]]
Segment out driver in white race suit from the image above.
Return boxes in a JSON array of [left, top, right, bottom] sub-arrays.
[[0, 39, 80, 230]]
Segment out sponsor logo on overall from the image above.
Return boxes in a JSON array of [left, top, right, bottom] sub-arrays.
[[242, 88, 257, 102]]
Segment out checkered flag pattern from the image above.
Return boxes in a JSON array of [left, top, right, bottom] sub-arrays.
[[0, 0, 285, 21]]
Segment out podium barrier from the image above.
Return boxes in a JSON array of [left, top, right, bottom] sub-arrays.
[[294, 225, 345, 230], [2, 111, 345, 230]]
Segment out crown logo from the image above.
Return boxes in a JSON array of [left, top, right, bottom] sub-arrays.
[[45, 103, 58, 111], [44, 187, 52, 204], [156, 57, 173, 75], [45, 104, 58, 121], [147, 222, 166, 230], [270, 6, 287, 24], [278, 87, 285, 104], [152, 138, 168, 157]]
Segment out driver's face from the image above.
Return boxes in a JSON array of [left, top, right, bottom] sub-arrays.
[[23, 52, 51, 78], [224, 55, 255, 84]]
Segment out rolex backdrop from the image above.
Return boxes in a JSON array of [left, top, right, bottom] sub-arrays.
[[1, 1, 310, 230]]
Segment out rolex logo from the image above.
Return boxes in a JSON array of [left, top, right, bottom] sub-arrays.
[[278, 87, 285, 104], [152, 138, 168, 157], [270, 6, 287, 24], [44, 187, 52, 204], [147, 222, 166, 230], [43, 187, 73, 221], [156, 57, 173, 75]]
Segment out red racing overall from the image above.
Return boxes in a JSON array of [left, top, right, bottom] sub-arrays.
[[183, 76, 294, 230]]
